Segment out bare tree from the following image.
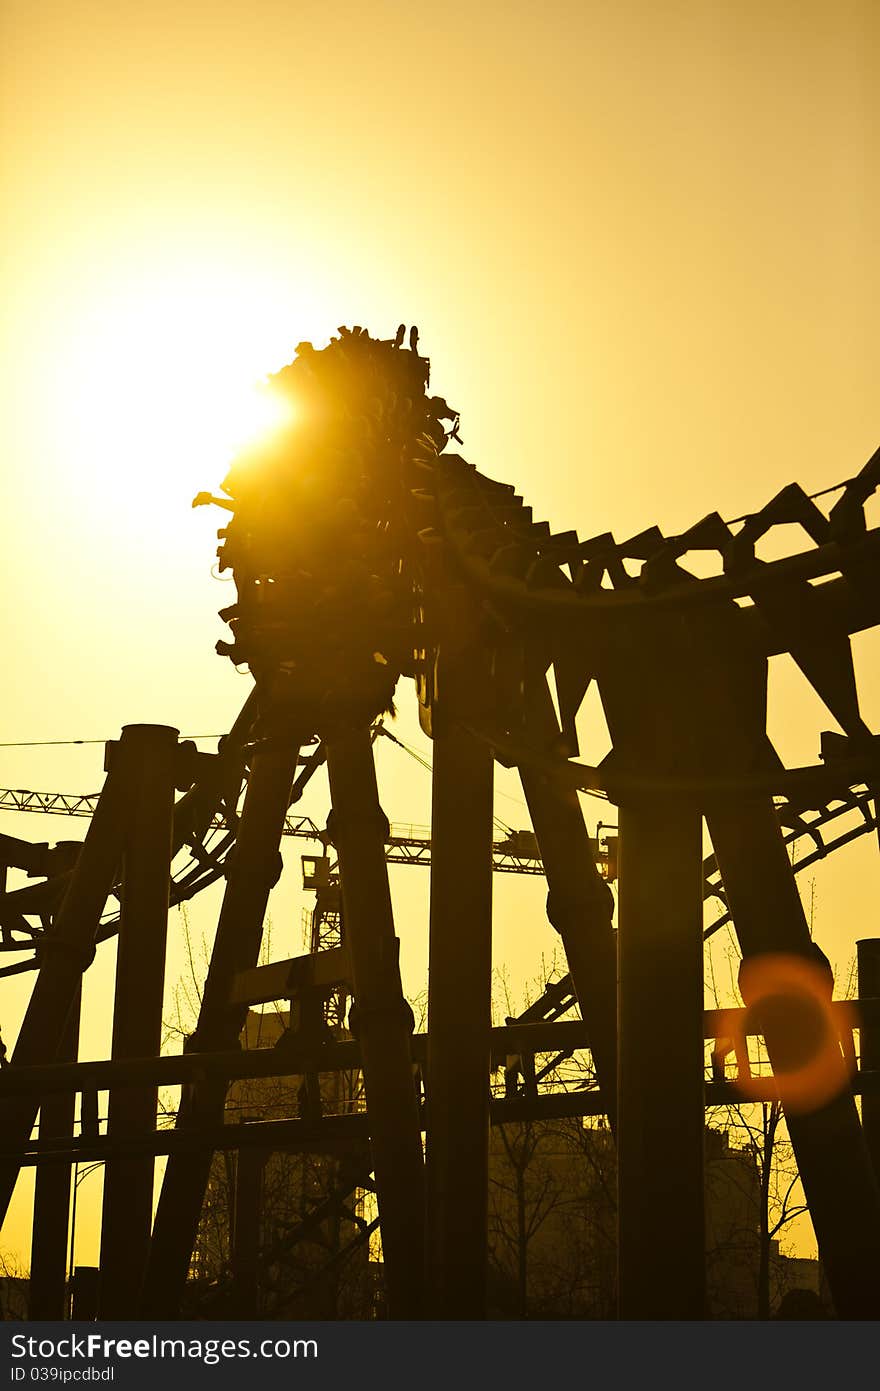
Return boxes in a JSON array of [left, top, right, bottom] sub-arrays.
[[0, 1249, 29, 1320], [488, 1119, 565, 1317], [162, 908, 372, 1318], [487, 967, 616, 1318], [705, 941, 819, 1318]]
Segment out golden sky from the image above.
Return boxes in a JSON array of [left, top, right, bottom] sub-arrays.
[[1, 0, 878, 1266]]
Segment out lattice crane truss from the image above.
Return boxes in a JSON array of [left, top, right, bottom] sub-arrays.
[[3, 326, 880, 1321]]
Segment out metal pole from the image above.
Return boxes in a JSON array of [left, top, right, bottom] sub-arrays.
[[325, 725, 425, 1320], [68, 1164, 78, 1315], [0, 755, 126, 1224], [141, 738, 299, 1317], [67, 1164, 101, 1318], [425, 721, 493, 1318], [709, 802, 880, 1319], [98, 725, 178, 1318], [617, 799, 706, 1319], [28, 984, 81, 1319], [857, 937, 880, 1182]]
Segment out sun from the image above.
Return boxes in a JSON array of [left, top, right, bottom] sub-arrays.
[[52, 264, 306, 517], [225, 384, 295, 455]]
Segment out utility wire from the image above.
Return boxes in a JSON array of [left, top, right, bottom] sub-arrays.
[[723, 477, 855, 528], [376, 723, 524, 833], [0, 735, 222, 748]]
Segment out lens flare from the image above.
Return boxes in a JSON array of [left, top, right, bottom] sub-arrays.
[[731, 953, 855, 1115]]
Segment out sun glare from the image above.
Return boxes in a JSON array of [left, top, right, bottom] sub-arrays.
[[51, 266, 307, 520], [227, 385, 295, 454]]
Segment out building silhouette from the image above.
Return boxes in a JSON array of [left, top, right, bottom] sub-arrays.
[[487, 1120, 823, 1319]]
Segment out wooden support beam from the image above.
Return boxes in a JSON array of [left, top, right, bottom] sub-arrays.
[[426, 721, 493, 1318], [858, 938, 880, 1183], [325, 726, 426, 1320], [0, 753, 127, 1225], [27, 985, 81, 1319], [617, 800, 706, 1319], [140, 738, 300, 1317], [519, 675, 618, 1125], [230, 946, 351, 1007], [99, 725, 178, 1318], [11, 1067, 880, 1167], [231, 1141, 266, 1316], [1, 1005, 876, 1101]]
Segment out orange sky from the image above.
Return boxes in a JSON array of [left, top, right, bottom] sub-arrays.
[[1, 0, 878, 1267]]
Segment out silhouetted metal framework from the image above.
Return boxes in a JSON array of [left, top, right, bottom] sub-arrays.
[[3, 325, 880, 1320], [0, 784, 554, 881], [1, 780, 873, 954]]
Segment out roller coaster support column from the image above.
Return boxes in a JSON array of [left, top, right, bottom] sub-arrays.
[[617, 799, 706, 1319], [519, 680, 618, 1125], [99, 725, 178, 1318], [232, 1135, 266, 1316], [426, 718, 493, 1318], [141, 737, 300, 1317], [325, 726, 425, 1320], [709, 803, 880, 1319], [0, 751, 127, 1224], [857, 937, 880, 1181], [28, 984, 81, 1319]]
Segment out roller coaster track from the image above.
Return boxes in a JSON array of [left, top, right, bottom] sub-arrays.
[[4, 329, 877, 973], [189, 329, 880, 1321], [5, 326, 880, 1322]]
